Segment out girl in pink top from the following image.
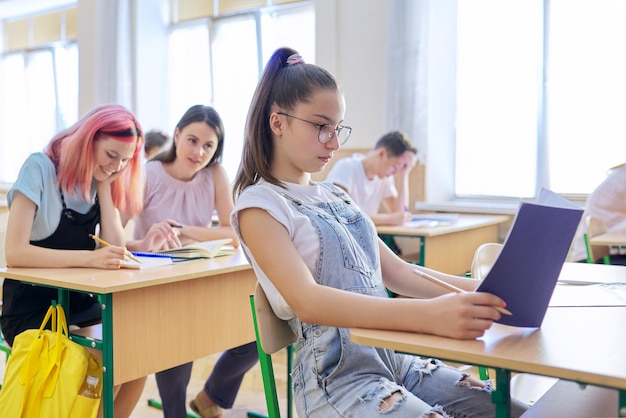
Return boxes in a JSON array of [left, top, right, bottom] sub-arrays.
[[126, 105, 239, 252], [126, 105, 254, 418]]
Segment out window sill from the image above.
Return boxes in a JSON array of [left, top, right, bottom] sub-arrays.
[[416, 196, 586, 215], [414, 200, 520, 215]]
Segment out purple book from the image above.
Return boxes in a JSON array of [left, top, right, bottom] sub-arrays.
[[476, 189, 583, 327]]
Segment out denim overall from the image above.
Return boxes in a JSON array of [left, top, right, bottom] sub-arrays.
[[279, 183, 526, 418]]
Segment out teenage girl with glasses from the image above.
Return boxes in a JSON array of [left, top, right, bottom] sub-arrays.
[[231, 47, 528, 417]]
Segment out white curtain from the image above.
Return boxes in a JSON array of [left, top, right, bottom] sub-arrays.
[[384, 0, 429, 159], [77, 0, 133, 113]]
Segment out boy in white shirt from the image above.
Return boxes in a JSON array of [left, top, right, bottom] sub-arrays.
[[326, 130, 417, 226]]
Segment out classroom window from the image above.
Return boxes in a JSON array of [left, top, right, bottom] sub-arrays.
[[0, 5, 78, 185], [168, 2, 315, 181], [0, 44, 78, 184], [453, 0, 626, 199]]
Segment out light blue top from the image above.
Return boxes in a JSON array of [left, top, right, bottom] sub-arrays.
[[8, 152, 95, 241]]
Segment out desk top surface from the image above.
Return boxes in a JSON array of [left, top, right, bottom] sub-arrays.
[[376, 214, 510, 236], [0, 248, 251, 294], [550, 262, 626, 307], [589, 231, 626, 246], [352, 262, 626, 390], [351, 305, 626, 390]]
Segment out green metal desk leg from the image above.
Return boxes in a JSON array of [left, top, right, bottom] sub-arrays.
[[379, 234, 426, 266], [619, 389, 626, 417], [379, 234, 399, 254], [418, 236, 425, 266], [57, 288, 70, 311], [100, 293, 115, 418], [492, 368, 511, 418], [287, 344, 293, 418]]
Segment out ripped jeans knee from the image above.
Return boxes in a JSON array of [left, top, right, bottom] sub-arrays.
[[359, 377, 447, 417]]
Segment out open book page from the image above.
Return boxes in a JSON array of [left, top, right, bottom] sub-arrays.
[[157, 238, 235, 260], [121, 254, 173, 269], [475, 188, 583, 327]]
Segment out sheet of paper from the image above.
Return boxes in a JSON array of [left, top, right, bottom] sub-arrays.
[[476, 188, 583, 327], [550, 283, 626, 307], [556, 262, 626, 285], [403, 213, 459, 228], [121, 255, 173, 269]]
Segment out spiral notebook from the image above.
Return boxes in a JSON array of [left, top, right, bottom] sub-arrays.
[[476, 188, 583, 327]]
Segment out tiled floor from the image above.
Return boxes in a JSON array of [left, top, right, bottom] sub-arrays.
[[131, 350, 291, 418]]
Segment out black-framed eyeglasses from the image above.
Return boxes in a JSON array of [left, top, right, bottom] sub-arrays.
[[277, 112, 352, 145]]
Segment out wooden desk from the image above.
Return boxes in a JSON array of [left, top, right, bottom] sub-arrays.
[[351, 263, 626, 417], [377, 214, 510, 274], [351, 307, 626, 417], [0, 250, 256, 418]]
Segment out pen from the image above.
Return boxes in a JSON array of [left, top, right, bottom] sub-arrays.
[[131, 252, 174, 259], [169, 223, 183, 228], [412, 269, 512, 315], [89, 234, 141, 264]]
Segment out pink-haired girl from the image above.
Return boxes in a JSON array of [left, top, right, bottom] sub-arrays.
[[2, 103, 147, 418]]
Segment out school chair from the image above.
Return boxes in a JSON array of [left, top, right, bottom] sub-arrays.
[[470, 243, 558, 406], [249, 282, 295, 418], [468, 243, 502, 380], [583, 215, 612, 264]]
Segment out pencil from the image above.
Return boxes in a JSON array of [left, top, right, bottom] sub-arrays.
[[413, 269, 512, 315], [89, 234, 141, 264]]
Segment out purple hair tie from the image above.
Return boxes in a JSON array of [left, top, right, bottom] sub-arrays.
[[286, 54, 305, 66]]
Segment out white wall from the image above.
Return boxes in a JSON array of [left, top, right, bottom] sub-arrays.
[[315, 0, 388, 149]]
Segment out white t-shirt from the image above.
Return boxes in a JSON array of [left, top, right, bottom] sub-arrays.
[[231, 180, 348, 320], [325, 153, 396, 215], [569, 164, 626, 261]]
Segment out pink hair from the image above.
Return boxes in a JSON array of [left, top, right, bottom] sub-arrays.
[[45, 104, 145, 216]]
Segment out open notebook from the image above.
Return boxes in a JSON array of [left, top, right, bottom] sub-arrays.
[[157, 238, 235, 261], [476, 188, 583, 327]]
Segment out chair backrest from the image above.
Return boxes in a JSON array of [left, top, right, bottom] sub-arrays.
[[470, 243, 503, 280], [253, 282, 296, 356], [584, 215, 611, 263], [250, 282, 296, 418]]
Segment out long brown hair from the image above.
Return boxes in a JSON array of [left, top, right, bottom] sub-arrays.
[[153, 104, 225, 168], [233, 47, 339, 198]]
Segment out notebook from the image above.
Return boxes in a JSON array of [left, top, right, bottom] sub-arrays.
[[476, 188, 583, 327], [157, 238, 235, 260], [121, 254, 173, 269], [404, 213, 459, 228]]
